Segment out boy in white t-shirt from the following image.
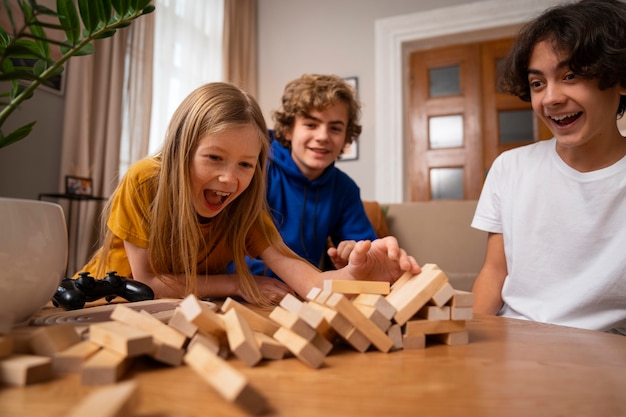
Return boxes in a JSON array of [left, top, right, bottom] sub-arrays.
[[472, 0, 626, 334]]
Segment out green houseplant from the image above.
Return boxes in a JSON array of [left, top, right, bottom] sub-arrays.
[[0, 0, 155, 149], [0, 0, 154, 325]]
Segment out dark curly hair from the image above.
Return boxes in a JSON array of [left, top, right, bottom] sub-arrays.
[[272, 74, 362, 151], [498, 0, 626, 117]]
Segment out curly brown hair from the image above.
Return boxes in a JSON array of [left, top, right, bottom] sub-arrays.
[[272, 74, 362, 151]]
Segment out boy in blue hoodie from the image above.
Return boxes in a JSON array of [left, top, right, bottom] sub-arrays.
[[247, 74, 378, 278]]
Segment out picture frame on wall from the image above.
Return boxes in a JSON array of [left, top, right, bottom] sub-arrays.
[[339, 76, 359, 161], [65, 176, 93, 196]]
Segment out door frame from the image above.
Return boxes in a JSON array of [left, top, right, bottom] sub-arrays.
[[374, 0, 563, 203]]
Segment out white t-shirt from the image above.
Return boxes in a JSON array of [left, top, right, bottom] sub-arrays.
[[472, 138, 626, 333]]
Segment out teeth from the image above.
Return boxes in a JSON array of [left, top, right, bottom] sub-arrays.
[[215, 191, 230, 197], [550, 112, 578, 121]]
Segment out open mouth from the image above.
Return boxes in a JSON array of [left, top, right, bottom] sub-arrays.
[[549, 112, 582, 126], [204, 190, 231, 208]]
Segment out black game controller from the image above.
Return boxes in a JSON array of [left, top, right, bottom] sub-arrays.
[[52, 271, 155, 310]]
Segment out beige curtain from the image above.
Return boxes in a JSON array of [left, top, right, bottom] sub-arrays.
[[60, 15, 155, 276], [222, 0, 258, 97]]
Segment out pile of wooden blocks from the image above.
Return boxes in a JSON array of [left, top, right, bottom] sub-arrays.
[[0, 263, 473, 415]]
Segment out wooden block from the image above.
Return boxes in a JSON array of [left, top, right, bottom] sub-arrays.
[[306, 301, 369, 352], [353, 303, 391, 332], [323, 279, 390, 295], [451, 306, 474, 320], [89, 321, 154, 357], [30, 323, 81, 357], [430, 330, 469, 345], [67, 380, 139, 417], [168, 307, 198, 338], [272, 327, 325, 369], [387, 324, 403, 351], [280, 294, 334, 340], [430, 282, 455, 307], [389, 270, 414, 292], [184, 343, 268, 415], [53, 340, 101, 373], [309, 288, 333, 304], [402, 334, 426, 350], [7, 326, 36, 353], [404, 319, 466, 336], [386, 267, 449, 325], [81, 348, 129, 385], [310, 331, 333, 356], [151, 342, 185, 366], [269, 306, 317, 342], [451, 290, 475, 307], [222, 308, 262, 367], [188, 332, 222, 357], [0, 336, 13, 359], [324, 293, 394, 353], [221, 297, 280, 337], [179, 294, 226, 338], [343, 327, 371, 353], [391, 264, 440, 293], [110, 304, 187, 349], [0, 354, 53, 386], [352, 293, 396, 321], [305, 286, 322, 301], [280, 293, 324, 329], [416, 305, 450, 321], [254, 332, 288, 360]]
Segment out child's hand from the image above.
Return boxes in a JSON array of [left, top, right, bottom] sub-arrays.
[[327, 240, 357, 269], [249, 276, 295, 304], [345, 236, 420, 282]]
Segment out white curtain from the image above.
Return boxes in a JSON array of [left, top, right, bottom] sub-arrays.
[[147, 0, 224, 156]]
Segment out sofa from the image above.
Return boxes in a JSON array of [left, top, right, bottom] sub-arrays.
[[364, 200, 487, 292]]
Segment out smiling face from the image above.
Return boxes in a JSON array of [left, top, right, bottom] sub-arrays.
[[189, 125, 261, 218], [528, 40, 626, 166], [285, 101, 349, 181]]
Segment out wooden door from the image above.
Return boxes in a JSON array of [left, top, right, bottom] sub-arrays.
[[408, 44, 482, 201], [408, 38, 551, 201]]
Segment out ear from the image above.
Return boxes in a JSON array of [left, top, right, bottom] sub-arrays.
[[285, 127, 294, 142]]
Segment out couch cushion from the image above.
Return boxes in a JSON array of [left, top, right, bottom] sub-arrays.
[[383, 200, 486, 291]]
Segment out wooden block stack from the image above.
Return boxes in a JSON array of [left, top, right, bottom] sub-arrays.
[[0, 263, 473, 415]]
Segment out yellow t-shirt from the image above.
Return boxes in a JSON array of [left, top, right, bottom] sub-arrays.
[[81, 157, 276, 278]]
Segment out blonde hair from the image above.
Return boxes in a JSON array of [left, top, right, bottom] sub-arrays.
[[93, 82, 291, 305]]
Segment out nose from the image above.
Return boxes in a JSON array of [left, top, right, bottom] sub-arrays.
[[218, 165, 237, 185], [542, 82, 565, 107], [314, 125, 330, 141]]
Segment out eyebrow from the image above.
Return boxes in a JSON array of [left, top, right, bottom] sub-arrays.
[[301, 112, 346, 126], [528, 59, 569, 76]]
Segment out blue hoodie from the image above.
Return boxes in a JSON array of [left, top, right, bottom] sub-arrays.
[[245, 133, 378, 278]]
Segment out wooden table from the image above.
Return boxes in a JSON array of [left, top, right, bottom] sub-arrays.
[[1, 309, 625, 417]]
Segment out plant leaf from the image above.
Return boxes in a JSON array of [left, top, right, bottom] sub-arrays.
[[77, 0, 95, 33], [0, 122, 37, 149], [57, 0, 81, 46]]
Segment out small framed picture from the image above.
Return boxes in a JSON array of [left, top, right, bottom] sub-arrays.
[[339, 141, 359, 161], [65, 176, 93, 196]]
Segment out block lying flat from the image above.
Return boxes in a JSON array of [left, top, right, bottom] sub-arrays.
[[67, 380, 139, 417], [184, 343, 268, 415]]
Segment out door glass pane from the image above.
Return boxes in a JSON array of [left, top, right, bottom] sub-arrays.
[[429, 115, 463, 149], [429, 65, 460, 97], [430, 168, 464, 200], [498, 110, 534, 144]]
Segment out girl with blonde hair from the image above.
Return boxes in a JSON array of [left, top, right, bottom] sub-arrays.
[[82, 82, 419, 306]]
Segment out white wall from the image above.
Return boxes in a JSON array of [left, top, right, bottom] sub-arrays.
[[257, 0, 478, 201]]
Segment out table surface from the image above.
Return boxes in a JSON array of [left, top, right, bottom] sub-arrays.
[[1, 306, 625, 417]]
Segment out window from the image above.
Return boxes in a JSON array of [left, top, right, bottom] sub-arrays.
[[148, 0, 224, 155]]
